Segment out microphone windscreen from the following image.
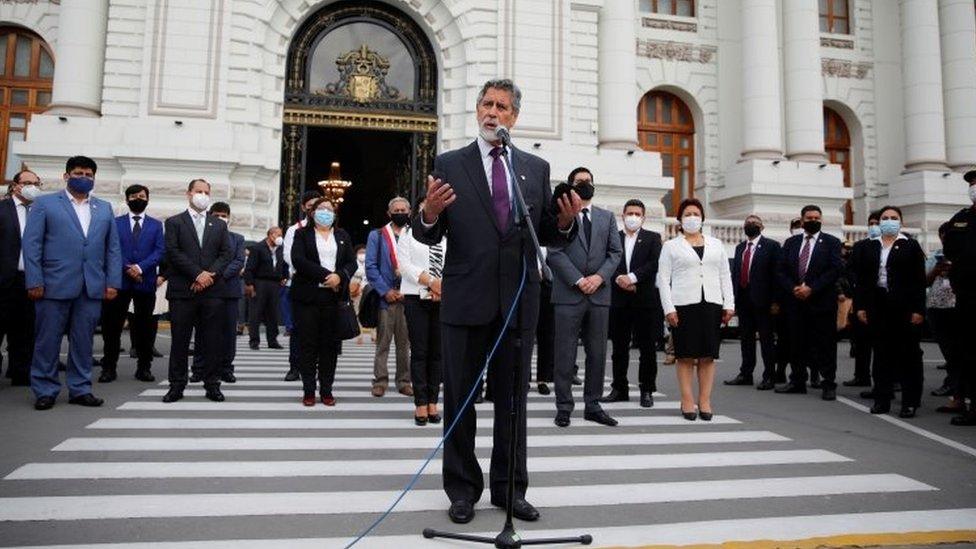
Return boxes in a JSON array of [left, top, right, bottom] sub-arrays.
[[550, 182, 574, 214], [494, 126, 511, 144]]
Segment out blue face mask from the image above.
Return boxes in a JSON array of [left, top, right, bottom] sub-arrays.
[[67, 176, 94, 195], [867, 225, 882, 239], [314, 210, 335, 227], [879, 219, 901, 237]]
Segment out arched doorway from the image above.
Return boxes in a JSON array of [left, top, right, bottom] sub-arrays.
[[637, 90, 695, 216], [823, 106, 852, 224], [281, 1, 437, 245], [0, 27, 53, 181]]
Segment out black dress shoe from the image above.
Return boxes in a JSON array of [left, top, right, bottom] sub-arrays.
[[428, 414, 441, 424], [554, 410, 570, 427], [414, 415, 428, 426], [723, 374, 753, 386], [283, 370, 300, 382], [572, 374, 583, 386], [491, 497, 540, 522], [640, 392, 654, 408], [34, 396, 55, 410], [220, 373, 237, 383], [860, 390, 875, 399], [681, 409, 697, 421], [134, 370, 156, 382], [756, 380, 775, 391], [775, 382, 807, 394], [583, 409, 618, 426], [698, 411, 713, 421], [448, 500, 475, 524], [931, 384, 953, 397], [870, 401, 891, 414], [205, 387, 225, 402], [475, 394, 485, 404], [152, 348, 163, 358], [599, 389, 629, 402], [809, 379, 822, 389], [821, 387, 836, 401], [537, 382, 550, 395], [843, 378, 872, 387], [898, 406, 917, 418], [268, 342, 284, 349], [950, 412, 976, 426], [249, 342, 260, 350], [162, 387, 184, 403], [98, 370, 117, 383], [68, 394, 104, 407], [57, 361, 66, 372], [189, 373, 202, 383]]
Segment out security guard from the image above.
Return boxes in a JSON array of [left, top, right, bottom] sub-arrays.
[[943, 170, 976, 426]]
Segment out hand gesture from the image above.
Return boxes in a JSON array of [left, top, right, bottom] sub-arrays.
[[429, 277, 442, 295], [910, 313, 924, 325], [857, 310, 868, 325], [244, 284, 256, 298], [722, 309, 734, 324], [324, 274, 341, 290], [125, 265, 141, 280], [422, 175, 456, 224], [556, 190, 582, 230], [195, 271, 214, 289]]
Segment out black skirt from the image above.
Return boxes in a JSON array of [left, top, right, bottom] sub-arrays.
[[673, 299, 723, 359]]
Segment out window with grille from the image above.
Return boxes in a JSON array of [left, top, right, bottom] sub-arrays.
[[819, 0, 850, 34], [0, 27, 53, 181], [824, 107, 853, 224], [639, 0, 695, 17]]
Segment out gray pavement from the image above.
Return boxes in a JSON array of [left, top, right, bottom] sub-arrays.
[[0, 332, 973, 548]]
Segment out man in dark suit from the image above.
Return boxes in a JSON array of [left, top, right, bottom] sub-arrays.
[[725, 214, 782, 390], [548, 168, 622, 427], [0, 170, 42, 386], [162, 178, 233, 403], [535, 248, 554, 395], [99, 184, 165, 383], [415, 79, 580, 524], [775, 205, 844, 401], [844, 211, 880, 389], [244, 226, 286, 350], [602, 199, 662, 408], [192, 201, 246, 384]]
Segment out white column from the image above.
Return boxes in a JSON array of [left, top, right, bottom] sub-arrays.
[[597, 0, 638, 150], [783, 0, 826, 161], [740, 0, 783, 160], [939, 0, 976, 172], [901, 0, 948, 172], [48, 0, 109, 116]]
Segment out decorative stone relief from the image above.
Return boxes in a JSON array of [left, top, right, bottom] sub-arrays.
[[820, 36, 854, 49], [636, 39, 716, 64], [641, 17, 697, 32], [822, 58, 871, 79]]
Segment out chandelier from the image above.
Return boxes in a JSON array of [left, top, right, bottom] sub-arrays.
[[317, 161, 352, 208]]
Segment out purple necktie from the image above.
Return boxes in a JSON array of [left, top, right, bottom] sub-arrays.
[[489, 147, 511, 231], [797, 235, 813, 280]]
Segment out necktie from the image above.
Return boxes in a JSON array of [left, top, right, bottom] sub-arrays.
[[797, 235, 813, 280], [194, 214, 205, 245], [132, 216, 142, 241], [489, 147, 511, 231], [582, 208, 592, 246], [740, 242, 753, 288]]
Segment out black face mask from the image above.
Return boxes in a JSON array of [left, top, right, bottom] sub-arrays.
[[127, 198, 148, 214], [574, 183, 595, 201], [390, 213, 410, 227], [803, 220, 822, 235], [743, 223, 761, 238]]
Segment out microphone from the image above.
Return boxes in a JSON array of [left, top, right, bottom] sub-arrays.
[[494, 126, 512, 146]]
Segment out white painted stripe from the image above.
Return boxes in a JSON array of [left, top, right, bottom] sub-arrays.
[[13, 509, 973, 549], [0, 474, 934, 521], [837, 396, 976, 459], [5, 450, 850, 480], [117, 401, 706, 418], [53, 431, 788, 451]]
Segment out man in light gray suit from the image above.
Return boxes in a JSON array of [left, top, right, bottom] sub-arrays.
[[547, 167, 622, 427]]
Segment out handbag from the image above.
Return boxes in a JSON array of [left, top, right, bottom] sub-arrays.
[[335, 299, 362, 341], [357, 284, 380, 328]]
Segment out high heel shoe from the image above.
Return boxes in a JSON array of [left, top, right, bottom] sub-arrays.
[[680, 409, 697, 421], [698, 411, 713, 421], [427, 414, 441, 424], [414, 415, 429, 426]]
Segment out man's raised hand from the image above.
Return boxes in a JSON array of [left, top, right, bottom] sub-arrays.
[[422, 175, 456, 224]]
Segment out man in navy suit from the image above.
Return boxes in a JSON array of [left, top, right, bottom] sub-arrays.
[[416, 79, 580, 524], [23, 156, 122, 410], [0, 170, 42, 386], [725, 215, 782, 390], [775, 205, 844, 401], [99, 184, 165, 383]]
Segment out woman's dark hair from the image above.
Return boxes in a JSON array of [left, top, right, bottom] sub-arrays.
[[676, 198, 705, 221], [877, 205, 903, 219]]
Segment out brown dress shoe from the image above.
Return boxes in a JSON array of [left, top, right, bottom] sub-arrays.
[[399, 385, 414, 397], [371, 385, 386, 397]]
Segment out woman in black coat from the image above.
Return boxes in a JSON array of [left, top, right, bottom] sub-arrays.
[[290, 198, 358, 406], [853, 205, 927, 418]]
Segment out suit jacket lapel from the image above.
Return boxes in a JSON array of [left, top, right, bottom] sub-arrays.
[[461, 142, 496, 227], [58, 193, 86, 238], [180, 211, 202, 252]]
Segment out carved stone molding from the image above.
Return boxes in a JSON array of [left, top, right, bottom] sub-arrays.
[[283, 108, 437, 133], [820, 36, 854, 49], [636, 39, 716, 64], [822, 58, 871, 79], [641, 17, 697, 33]]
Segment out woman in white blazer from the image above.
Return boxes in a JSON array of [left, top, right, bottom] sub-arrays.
[[657, 199, 735, 421], [397, 205, 447, 426]]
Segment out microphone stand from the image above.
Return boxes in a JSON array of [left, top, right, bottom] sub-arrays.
[[423, 142, 592, 548]]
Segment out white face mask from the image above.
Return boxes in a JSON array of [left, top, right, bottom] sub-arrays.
[[273, 236, 284, 247], [191, 192, 210, 211], [623, 215, 643, 232], [19, 184, 40, 202], [969, 185, 976, 204], [681, 216, 702, 234], [791, 228, 804, 236], [357, 254, 366, 264]]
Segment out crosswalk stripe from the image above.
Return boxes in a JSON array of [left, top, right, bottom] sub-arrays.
[[52, 431, 788, 451], [135, 389, 669, 404], [0, 474, 934, 521], [5, 450, 851, 480]]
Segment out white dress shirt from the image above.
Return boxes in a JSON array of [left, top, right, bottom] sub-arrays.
[[186, 207, 207, 242], [13, 195, 29, 271], [268, 243, 279, 268], [314, 229, 338, 279], [66, 190, 92, 237], [623, 230, 639, 283], [282, 219, 307, 286], [477, 135, 514, 198], [876, 234, 907, 289]]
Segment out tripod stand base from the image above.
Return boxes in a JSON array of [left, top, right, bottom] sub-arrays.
[[423, 525, 592, 548]]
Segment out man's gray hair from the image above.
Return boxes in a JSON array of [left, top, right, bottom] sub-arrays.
[[388, 196, 410, 210], [476, 79, 522, 113]]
